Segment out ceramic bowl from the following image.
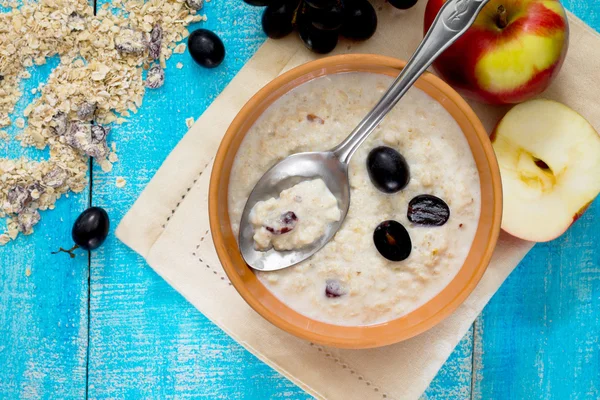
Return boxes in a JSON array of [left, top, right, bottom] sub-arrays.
[[209, 54, 502, 349]]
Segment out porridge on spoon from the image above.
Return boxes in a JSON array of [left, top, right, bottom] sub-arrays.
[[249, 179, 341, 251]]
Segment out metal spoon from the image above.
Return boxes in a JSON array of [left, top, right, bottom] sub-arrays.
[[239, 0, 491, 271]]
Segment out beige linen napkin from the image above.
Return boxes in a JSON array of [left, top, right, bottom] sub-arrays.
[[117, 3, 600, 399]]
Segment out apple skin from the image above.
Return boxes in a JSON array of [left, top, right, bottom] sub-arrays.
[[424, 0, 569, 105]]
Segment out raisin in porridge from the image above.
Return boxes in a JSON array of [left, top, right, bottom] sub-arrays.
[[249, 179, 341, 251], [228, 72, 481, 326]]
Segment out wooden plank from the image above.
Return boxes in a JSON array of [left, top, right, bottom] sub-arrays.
[[0, 55, 89, 397], [422, 328, 474, 400], [473, 201, 600, 400], [472, 3, 600, 399]]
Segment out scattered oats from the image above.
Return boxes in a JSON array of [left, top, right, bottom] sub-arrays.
[[108, 152, 119, 163], [30, 189, 41, 200], [90, 63, 110, 81], [23, 105, 33, 118], [7, 220, 19, 240], [111, 143, 117, 152], [0, 0, 205, 244], [25, 268, 32, 277], [185, 117, 195, 129], [115, 176, 127, 188], [173, 43, 187, 54], [176, 62, 184, 69]]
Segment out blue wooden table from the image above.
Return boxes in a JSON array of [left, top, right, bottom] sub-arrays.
[[1, 1, 599, 398]]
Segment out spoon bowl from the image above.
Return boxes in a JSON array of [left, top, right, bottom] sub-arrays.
[[239, 151, 350, 271]]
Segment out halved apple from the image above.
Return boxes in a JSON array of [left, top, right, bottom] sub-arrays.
[[492, 99, 600, 242]]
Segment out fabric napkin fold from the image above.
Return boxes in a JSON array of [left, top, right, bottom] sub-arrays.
[[117, 3, 600, 399]]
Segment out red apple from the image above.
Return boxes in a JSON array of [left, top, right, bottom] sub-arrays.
[[424, 0, 569, 105]]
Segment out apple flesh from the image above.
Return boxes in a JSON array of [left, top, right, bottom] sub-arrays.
[[424, 0, 569, 105], [492, 100, 600, 242]]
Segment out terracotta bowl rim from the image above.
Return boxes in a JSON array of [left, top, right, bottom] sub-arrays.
[[209, 54, 503, 349]]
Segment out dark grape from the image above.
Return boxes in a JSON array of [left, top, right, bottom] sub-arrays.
[[243, 0, 273, 6], [407, 195, 450, 226], [262, 0, 300, 39], [373, 220, 412, 262], [388, 0, 419, 10], [298, 15, 339, 53], [72, 207, 110, 251], [304, 0, 337, 10], [188, 29, 225, 68], [340, 0, 377, 40], [306, 2, 343, 30], [366, 146, 410, 194]]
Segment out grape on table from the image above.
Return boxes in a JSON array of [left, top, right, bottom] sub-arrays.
[[244, 0, 383, 54]]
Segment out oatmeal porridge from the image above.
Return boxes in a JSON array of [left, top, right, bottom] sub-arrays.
[[249, 179, 341, 251], [228, 72, 481, 326]]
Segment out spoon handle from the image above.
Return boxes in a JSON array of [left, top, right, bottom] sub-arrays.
[[332, 0, 491, 164]]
